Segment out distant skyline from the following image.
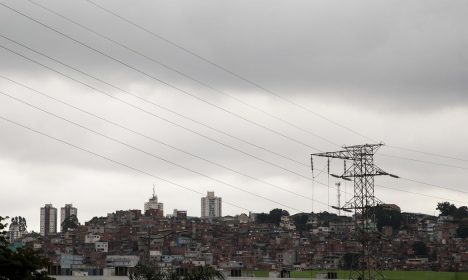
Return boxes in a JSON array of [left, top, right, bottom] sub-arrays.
[[1, 0, 467, 232]]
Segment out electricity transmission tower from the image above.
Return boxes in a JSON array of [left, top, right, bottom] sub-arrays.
[[311, 143, 398, 280]]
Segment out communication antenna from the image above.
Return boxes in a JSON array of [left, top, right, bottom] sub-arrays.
[[336, 182, 341, 216]]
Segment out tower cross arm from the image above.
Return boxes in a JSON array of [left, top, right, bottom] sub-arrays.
[[311, 150, 353, 160]]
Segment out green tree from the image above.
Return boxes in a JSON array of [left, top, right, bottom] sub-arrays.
[[436, 202, 457, 216], [457, 224, 468, 238], [455, 206, 468, 220], [10, 216, 27, 233], [342, 253, 359, 270], [61, 214, 79, 232], [412, 241, 428, 256], [255, 208, 289, 225], [372, 205, 402, 232], [0, 216, 54, 280], [292, 213, 310, 231]]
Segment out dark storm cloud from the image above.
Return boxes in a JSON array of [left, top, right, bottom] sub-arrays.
[[0, 0, 467, 110]]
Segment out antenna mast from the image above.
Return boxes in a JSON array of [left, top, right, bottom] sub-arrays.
[[336, 182, 341, 216]]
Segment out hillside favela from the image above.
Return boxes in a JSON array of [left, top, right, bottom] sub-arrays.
[[3, 189, 468, 278], [1, 0, 468, 280]]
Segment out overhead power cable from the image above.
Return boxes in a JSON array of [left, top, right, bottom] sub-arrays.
[[386, 145, 468, 163], [0, 33, 308, 168], [14, 1, 466, 173], [0, 40, 348, 200], [379, 153, 468, 171], [0, 114, 254, 213], [0, 3, 462, 205], [27, 0, 339, 148], [0, 43, 318, 183], [0, 90, 305, 213], [0, 74, 328, 206], [84, 0, 376, 144], [400, 177, 468, 195], [84, 0, 467, 164], [375, 184, 466, 205], [0, 2, 323, 153], [2, 42, 464, 210]]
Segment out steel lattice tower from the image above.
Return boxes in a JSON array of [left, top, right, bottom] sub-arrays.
[[311, 143, 398, 280]]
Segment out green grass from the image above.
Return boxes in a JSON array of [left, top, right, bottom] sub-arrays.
[[251, 270, 269, 277], [289, 270, 468, 280]]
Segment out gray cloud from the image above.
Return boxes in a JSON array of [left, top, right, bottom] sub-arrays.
[[0, 0, 467, 231], [0, 0, 467, 109]]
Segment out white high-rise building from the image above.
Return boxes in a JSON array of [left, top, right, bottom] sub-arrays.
[[60, 204, 78, 231], [201, 191, 222, 219], [144, 186, 164, 212], [40, 204, 57, 236]]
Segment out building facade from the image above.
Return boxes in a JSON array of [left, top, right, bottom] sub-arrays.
[[40, 203, 57, 236], [60, 204, 78, 232], [144, 187, 164, 213], [201, 191, 222, 218]]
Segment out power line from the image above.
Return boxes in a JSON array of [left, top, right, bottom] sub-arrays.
[[0, 33, 309, 168], [84, 0, 467, 165], [0, 114, 253, 213], [400, 177, 468, 195], [386, 145, 468, 163], [9, 2, 465, 175], [0, 2, 323, 153], [0, 43, 318, 183], [0, 74, 329, 207], [26, 0, 339, 148], [2, 75, 464, 209], [2, 44, 465, 213], [375, 184, 466, 205], [0, 90, 306, 213], [0, 3, 466, 207], [0, 107, 451, 217], [0, 38, 348, 202], [0, 41, 345, 203], [84, 0, 377, 144], [379, 153, 468, 171]]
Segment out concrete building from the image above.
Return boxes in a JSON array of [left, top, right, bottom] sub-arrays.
[[201, 191, 222, 219], [60, 204, 78, 232], [144, 186, 164, 213], [40, 203, 57, 236]]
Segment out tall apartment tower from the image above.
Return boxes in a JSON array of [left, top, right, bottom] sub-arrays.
[[144, 186, 164, 212], [40, 204, 57, 236], [60, 204, 78, 231], [201, 191, 222, 219]]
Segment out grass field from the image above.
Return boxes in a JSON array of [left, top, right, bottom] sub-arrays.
[[288, 270, 468, 280]]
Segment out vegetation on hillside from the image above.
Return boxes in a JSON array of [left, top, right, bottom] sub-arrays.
[[0, 215, 54, 280]]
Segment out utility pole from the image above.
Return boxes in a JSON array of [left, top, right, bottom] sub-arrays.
[[311, 143, 398, 280]]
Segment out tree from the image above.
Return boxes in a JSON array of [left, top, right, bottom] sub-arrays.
[[372, 205, 402, 232], [342, 253, 360, 270], [61, 214, 79, 232], [10, 216, 27, 233], [457, 224, 468, 239], [0, 216, 54, 280], [412, 241, 428, 256], [255, 208, 289, 225], [292, 213, 310, 231], [437, 202, 457, 217], [455, 206, 468, 220]]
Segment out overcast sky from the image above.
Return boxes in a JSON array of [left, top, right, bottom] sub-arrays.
[[0, 0, 467, 232]]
